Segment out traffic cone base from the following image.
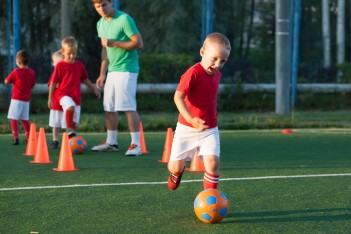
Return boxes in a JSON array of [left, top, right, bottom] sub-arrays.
[[186, 152, 205, 172], [30, 128, 52, 164], [53, 132, 79, 172], [158, 128, 173, 163], [23, 123, 37, 156], [139, 122, 149, 154]]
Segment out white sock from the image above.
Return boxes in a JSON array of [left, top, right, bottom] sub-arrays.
[[130, 132, 140, 146], [107, 130, 118, 145]]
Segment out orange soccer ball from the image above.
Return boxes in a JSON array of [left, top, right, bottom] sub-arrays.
[[194, 189, 229, 224], [69, 136, 87, 154]]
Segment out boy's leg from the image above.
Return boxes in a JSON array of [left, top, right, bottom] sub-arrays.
[[167, 159, 186, 190], [21, 120, 30, 140], [10, 119, 19, 145], [59, 96, 77, 138], [50, 127, 60, 149], [65, 107, 75, 136], [203, 155, 220, 189], [198, 127, 220, 190]]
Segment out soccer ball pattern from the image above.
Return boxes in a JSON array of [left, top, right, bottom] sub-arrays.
[[69, 136, 87, 154], [194, 189, 229, 224]]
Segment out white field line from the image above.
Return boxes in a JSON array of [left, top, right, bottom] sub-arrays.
[[1, 173, 351, 192]]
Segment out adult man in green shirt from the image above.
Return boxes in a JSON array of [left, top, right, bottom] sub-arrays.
[[91, 0, 144, 156]]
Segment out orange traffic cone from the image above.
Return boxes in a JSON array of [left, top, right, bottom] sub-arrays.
[[30, 128, 52, 164], [23, 123, 37, 156], [186, 152, 205, 172], [53, 132, 79, 172], [139, 121, 149, 154], [158, 128, 173, 163]]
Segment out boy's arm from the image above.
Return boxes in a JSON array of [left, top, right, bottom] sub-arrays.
[[174, 90, 209, 131], [47, 82, 57, 109], [96, 46, 108, 90], [82, 79, 101, 99]]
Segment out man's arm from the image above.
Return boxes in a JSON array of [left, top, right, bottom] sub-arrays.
[[101, 33, 143, 50], [96, 46, 108, 90]]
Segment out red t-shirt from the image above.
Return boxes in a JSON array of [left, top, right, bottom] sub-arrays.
[[50, 60, 88, 107], [48, 72, 63, 111], [6, 68, 36, 101], [176, 62, 221, 128]]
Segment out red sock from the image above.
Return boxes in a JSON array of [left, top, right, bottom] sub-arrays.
[[21, 120, 30, 140], [10, 119, 19, 139], [65, 109, 74, 129], [203, 171, 220, 190]]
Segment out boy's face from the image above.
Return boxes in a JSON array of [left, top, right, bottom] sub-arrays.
[[93, 0, 114, 18], [200, 43, 230, 75], [62, 47, 77, 64]]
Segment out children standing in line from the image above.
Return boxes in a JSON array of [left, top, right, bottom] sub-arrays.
[[167, 33, 231, 190], [48, 37, 101, 138], [4, 50, 36, 145], [48, 50, 64, 149]]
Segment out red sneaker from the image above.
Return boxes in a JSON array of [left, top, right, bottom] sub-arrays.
[[168, 167, 185, 190]]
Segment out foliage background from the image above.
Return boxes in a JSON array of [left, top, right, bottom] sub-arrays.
[[1, 0, 351, 85]]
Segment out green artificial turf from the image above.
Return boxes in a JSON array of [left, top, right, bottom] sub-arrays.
[[1, 130, 351, 233]]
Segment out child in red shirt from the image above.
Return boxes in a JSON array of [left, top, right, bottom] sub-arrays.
[[48, 50, 64, 149], [48, 37, 101, 138], [167, 33, 231, 190], [5, 50, 36, 145]]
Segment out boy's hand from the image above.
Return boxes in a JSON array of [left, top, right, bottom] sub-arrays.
[[190, 117, 209, 131], [94, 88, 101, 99], [47, 99, 52, 109]]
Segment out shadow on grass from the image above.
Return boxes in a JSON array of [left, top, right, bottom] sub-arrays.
[[222, 207, 351, 223]]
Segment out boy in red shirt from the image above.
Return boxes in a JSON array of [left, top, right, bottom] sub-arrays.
[[48, 37, 101, 138], [5, 50, 36, 145], [48, 50, 64, 149], [167, 33, 231, 190]]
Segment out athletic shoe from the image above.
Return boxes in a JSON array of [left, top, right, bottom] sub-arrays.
[[50, 140, 59, 149], [125, 144, 142, 156], [67, 128, 76, 138], [91, 143, 119, 152], [168, 166, 185, 190], [12, 138, 19, 145]]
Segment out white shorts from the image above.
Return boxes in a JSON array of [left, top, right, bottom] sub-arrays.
[[7, 99, 30, 120], [103, 71, 138, 112], [49, 96, 80, 128], [169, 122, 220, 162]]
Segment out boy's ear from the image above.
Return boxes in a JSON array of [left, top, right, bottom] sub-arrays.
[[200, 47, 205, 57]]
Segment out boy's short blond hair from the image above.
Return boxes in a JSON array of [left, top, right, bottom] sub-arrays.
[[52, 50, 64, 66], [61, 36, 78, 51], [203, 33, 231, 51]]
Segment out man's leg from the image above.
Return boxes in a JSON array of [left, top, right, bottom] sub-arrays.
[[125, 111, 142, 156], [91, 111, 119, 152]]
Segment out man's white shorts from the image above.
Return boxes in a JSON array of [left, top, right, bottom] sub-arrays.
[[169, 122, 220, 162], [49, 96, 80, 128], [103, 71, 138, 112], [7, 99, 30, 120]]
